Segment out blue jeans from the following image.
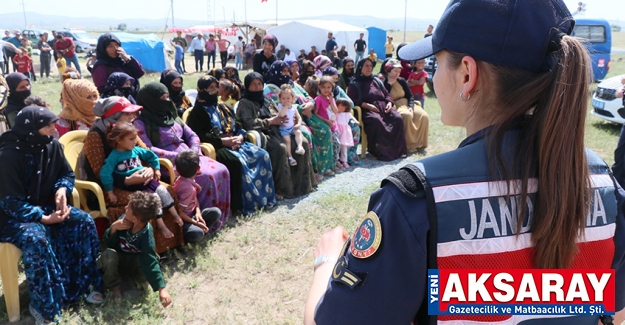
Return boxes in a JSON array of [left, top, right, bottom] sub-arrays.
[[235, 53, 242, 69], [64, 53, 81, 75], [207, 50, 216, 69], [175, 60, 183, 74], [355, 51, 365, 64]]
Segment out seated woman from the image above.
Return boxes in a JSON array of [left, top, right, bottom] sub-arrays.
[[322, 66, 362, 166], [4, 72, 31, 128], [223, 66, 243, 89], [347, 58, 407, 161], [313, 55, 332, 78], [159, 69, 191, 117], [92, 33, 144, 95], [285, 59, 300, 84], [83, 96, 185, 252], [382, 59, 428, 152], [338, 57, 355, 91], [187, 76, 276, 215], [207, 68, 225, 81], [0, 107, 103, 324], [263, 61, 332, 177], [298, 60, 315, 86], [56, 78, 99, 138], [236, 72, 317, 199], [134, 82, 231, 231], [99, 72, 138, 104]]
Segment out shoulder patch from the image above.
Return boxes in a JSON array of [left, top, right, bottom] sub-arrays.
[[332, 256, 362, 289], [350, 211, 382, 259]]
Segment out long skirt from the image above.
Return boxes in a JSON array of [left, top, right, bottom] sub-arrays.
[[397, 105, 429, 152], [305, 114, 334, 173], [0, 207, 102, 320], [363, 109, 407, 161], [194, 156, 231, 232], [347, 119, 362, 165], [216, 142, 277, 215]]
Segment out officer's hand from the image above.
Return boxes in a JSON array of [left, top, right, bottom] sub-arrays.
[[314, 226, 350, 269]]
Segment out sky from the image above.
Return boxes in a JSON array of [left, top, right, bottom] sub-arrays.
[[0, 0, 622, 24]]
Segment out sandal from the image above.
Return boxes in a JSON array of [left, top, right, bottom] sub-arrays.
[[288, 157, 297, 166], [30, 303, 53, 325], [86, 291, 104, 304], [324, 169, 335, 176]]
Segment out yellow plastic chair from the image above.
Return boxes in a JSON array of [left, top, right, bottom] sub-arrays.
[[181, 108, 191, 124], [0, 185, 80, 323], [180, 107, 220, 160], [351, 106, 366, 158]]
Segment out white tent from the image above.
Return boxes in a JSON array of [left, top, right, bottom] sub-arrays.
[[267, 20, 367, 55]]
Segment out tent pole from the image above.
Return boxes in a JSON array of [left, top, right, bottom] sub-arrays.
[[171, 0, 175, 27], [403, 0, 407, 42]]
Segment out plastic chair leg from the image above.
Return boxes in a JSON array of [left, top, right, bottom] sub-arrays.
[[0, 243, 22, 322]]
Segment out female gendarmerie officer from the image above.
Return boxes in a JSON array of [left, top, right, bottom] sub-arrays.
[[304, 0, 625, 324]]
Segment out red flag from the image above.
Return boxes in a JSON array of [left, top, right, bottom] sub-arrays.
[[261, 0, 267, 2]]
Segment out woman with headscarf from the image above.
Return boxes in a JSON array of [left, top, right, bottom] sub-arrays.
[[313, 55, 332, 78], [159, 68, 192, 117], [382, 59, 429, 152], [207, 67, 225, 81], [286, 59, 300, 84], [338, 57, 355, 91], [223, 66, 243, 89], [263, 61, 333, 177], [187, 75, 276, 215], [99, 72, 137, 104], [253, 34, 278, 81], [55, 79, 99, 138], [4, 72, 31, 128], [134, 82, 231, 230], [236, 72, 316, 199], [0, 107, 103, 323], [83, 96, 185, 252], [92, 33, 145, 94], [347, 58, 407, 161], [322, 66, 362, 166], [298, 59, 315, 86]]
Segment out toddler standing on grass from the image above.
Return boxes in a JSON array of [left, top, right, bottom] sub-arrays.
[[56, 52, 66, 81], [100, 122, 183, 239], [407, 59, 428, 108], [277, 84, 305, 166], [98, 191, 172, 307], [173, 150, 221, 243], [13, 48, 33, 79], [334, 98, 359, 169]]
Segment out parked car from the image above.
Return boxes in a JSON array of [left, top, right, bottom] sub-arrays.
[[59, 29, 97, 53], [591, 74, 625, 124], [572, 18, 611, 82]]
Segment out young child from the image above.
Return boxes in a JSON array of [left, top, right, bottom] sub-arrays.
[[335, 98, 359, 169], [13, 48, 33, 79], [24, 95, 49, 108], [56, 52, 66, 81], [407, 59, 428, 108], [173, 150, 222, 243], [368, 49, 378, 68], [277, 84, 305, 166], [98, 191, 173, 307], [218, 79, 240, 107], [173, 40, 184, 74], [315, 76, 341, 172], [100, 123, 183, 239]]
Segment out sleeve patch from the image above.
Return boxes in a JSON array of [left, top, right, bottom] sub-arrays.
[[349, 211, 382, 259]]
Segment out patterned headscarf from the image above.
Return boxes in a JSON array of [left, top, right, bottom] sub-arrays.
[[223, 67, 242, 89], [101, 72, 136, 102], [298, 60, 315, 86], [313, 55, 332, 77], [208, 68, 225, 81], [266, 60, 293, 88], [59, 79, 99, 126], [322, 66, 339, 76]]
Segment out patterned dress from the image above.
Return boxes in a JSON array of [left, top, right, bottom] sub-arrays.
[[133, 120, 231, 232], [333, 86, 361, 165], [0, 166, 101, 320]]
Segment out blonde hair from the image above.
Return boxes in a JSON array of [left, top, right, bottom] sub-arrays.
[[278, 84, 295, 99]]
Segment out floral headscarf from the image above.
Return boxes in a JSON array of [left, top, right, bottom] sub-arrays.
[[266, 61, 293, 88], [59, 79, 99, 125], [313, 55, 332, 77]]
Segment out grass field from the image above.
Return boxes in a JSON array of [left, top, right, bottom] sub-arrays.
[[1, 50, 625, 324]]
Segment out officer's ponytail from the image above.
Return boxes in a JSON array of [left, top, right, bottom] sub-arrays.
[[447, 35, 592, 269]]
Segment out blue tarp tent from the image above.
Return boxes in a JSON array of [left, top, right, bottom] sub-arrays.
[[111, 32, 168, 72], [366, 27, 386, 59]]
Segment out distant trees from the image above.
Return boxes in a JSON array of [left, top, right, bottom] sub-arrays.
[[117, 23, 127, 31]]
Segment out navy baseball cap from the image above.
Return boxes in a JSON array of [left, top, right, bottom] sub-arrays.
[[398, 0, 575, 72]]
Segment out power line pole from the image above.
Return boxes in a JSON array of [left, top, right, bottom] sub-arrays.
[[403, 0, 407, 42], [21, 0, 27, 27], [276, 0, 278, 25], [171, 0, 175, 27]]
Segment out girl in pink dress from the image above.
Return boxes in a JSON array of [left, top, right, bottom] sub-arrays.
[[335, 98, 359, 169], [314, 76, 342, 171]]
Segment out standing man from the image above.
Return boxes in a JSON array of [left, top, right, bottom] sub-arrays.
[[384, 36, 395, 58], [172, 31, 188, 73], [54, 32, 81, 75], [49, 31, 58, 60], [187, 32, 205, 72], [234, 36, 244, 70], [2, 30, 10, 41], [205, 34, 216, 70], [37, 33, 53, 79], [215, 33, 230, 68], [0, 39, 18, 76], [424, 25, 434, 38], [244, 38, 256, 69], [354, 33, 367, 63], [325, 32, 338, 55]]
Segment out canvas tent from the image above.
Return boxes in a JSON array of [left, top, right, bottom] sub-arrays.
[[112, 32, 170, 72], [366, 27, 386, 59], [267, 20, 367, 56]]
